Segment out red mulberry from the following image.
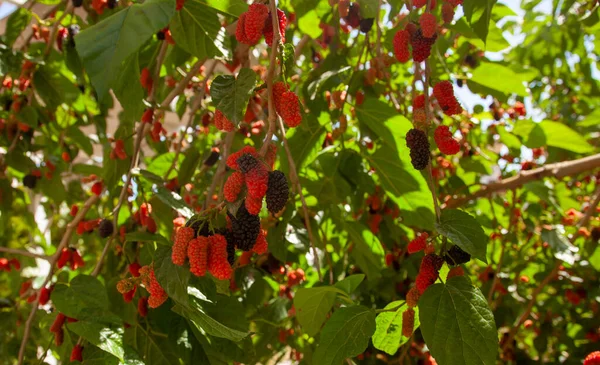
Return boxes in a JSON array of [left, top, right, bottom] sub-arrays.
[[253, 230, 268, 254], [139, 265, 168, 308], [433, 81, 462, 116], [224, 172, 245, 202], [279, 91, 302, 127], [411, 29, 437, 62], [406, 287, 420, 308], [434, 125, 460, 155], [208, 234, 233, 280], [214, 110, 235, 132], [123, 287, 136, 303], [54, 328, 64, 346], [419, 13, 437, 38], [245, 195, 263, 215], [263, 9, 286, 46], [137, 297, 148, 317], [70, 345, 83, 362], [407, 232, 429, 254], [273, 81, 287, 115], [57, 248, 71, 269], [415, 254, 443, 293], [188, 237, 209, 277], [402, 309, 415, 337], [584, 351, 600, 365], [266, 170, 289, 214], [246, 166, 269, 199], [244, 4, 269, 44], [442, 3, 455, 23], [227, 146, 258, 170], [172, 226, 194, 266], [393, 29, 410, 63], [446, 266, 464, 280], [235, 13, 249, 44], [413, 0, 436, 8], [406, 128, 430, 170], [50, 313, 66, 333]]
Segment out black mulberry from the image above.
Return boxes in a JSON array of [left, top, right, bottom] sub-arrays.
[[444, 245, 471, 266], [228, 204, 260, 251], [266, 171, 288, 214], [406, 128, 430, 170], [237, 154, 259, 174], [203, 150, 220, 167], [98, 219, 114, 238], [23, 174, 38, 189]]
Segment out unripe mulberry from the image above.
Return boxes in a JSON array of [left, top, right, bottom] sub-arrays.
[[98, 219, 114, 238], [50, 313, 66, 333], [279, 91, 302, 127], [433, 81, 462, 116], [264, 9, 287, 46], [442, 3, 455, 23], [224, 172, 245, 202], [266, 171, 289, 214], [235, 13, 249, 44], [227, 146, 258, 170], [137, 297, 148, 317], [123, 287, 136, 303], [245, 195, 263, 215], [208, 234, 233, 280], [70, 345, 83, 362], [393, 29, 410, 63], [129, 261, 141, 277], [253, 230, 268, 254], [419, 13, 437, 38], [172, 227, 194, 266], [411, 29, 437, 62], [244, 4, 269, 45], [406, 287, 420, 308], [117, 279, 134, 294], [434, 125, 460, 155], [57, 248, 72, 269], [188, 237, 209, 277], [584, 351, 600, 365], [246, 166, 269, 199], [139, 265, 168, 308], [214, 110, 235, 132], [229, 204, 260, 251], [273, 82, 287, 114], [402, 309, 415, 337], [444, 245, 471, 265], [406, 129, 430, 170], [407, 232, 429, 254]]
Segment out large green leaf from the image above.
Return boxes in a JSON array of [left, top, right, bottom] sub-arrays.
[[68, 321, 125, 361], [436, 209, 488, 263], [210, 68, 257, 125], [52, 275, 120, 323], [155, 186, 194, 218], [170, 0, 222, 59], [5, 8, 31, 47], [294, 287, 338, 336], [75, 0, 175, 98], [463, 0, 498, 43], [470, 62, 528, 96], [33, 63, 81, 108], [313, 306, 376, 365], [538, 120, 594, 154], [155, 246, 190, 304], [372, 301, 419, 355], [334, 274, 365, 295], [419, 277, 498, 365], [347, 223, 384, 280], [201, 0, 246, 16], [113, 52, 145, 123]]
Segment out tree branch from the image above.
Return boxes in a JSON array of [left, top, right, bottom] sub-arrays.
[[444, 153, 600, 209], [0, 247, 49, 260], [17, 194, 99, 365], [159, 59, 204, 109]]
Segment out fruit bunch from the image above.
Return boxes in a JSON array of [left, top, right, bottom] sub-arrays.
[[236, 4, 287, 46]]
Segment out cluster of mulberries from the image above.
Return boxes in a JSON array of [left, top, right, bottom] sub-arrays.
[[406, 128, 430, 170], [434, 125, 460, 155], [394, 23, 438, 63], [415, 254, 444, 294], [214, 110, 235, 132], [433, 81, 462, 116], [273, 82, 302, 128], [187, 234, 233, 280], [56, 247, 85, 270], [407, 232, 429, 254], [444, 245, 471, 265], [139, 265, 168, 308], [236, 4, 286, 46], [410, 26, 438, 63], [402, 308, 415, 337], [224, 146, 268, 214]]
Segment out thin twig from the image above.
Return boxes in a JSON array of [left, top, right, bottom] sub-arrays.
[[277, 117, 323, 282], [159, 60, 204, 109], [422, 60, 441, 221], [259, 0, 282, 157], [0, 247, 49, 260], [17, 194, 99, 365]]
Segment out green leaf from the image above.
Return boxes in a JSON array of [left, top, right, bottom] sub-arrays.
[[281, 43, 296, 80], [5, 9, 31, 47], [173, 298, 249, 342], [463, 0, 498, 43], [178, 147, 201, 185], [334, 274, 365, 295], [313, 306, 376, 365], [470, 62, 528, 96], [210, 68, 257, 125], [68, 321, 125, 361], [170, 0, 223, 59], [155, 186, 194, 218], [436, 209, 488, 263], [201, 0, 246, 16], [538, 120, 594, 154], [125, 231, 170, 245], [52, 275, 119, 323], [66, 126, 94, 155], [155, 246, 190, 304], [541, 228, 578, 265], [74, 0, 175, 98], [16, 105, 38, 128], [419, 277, 498, 365], [33, 63, 81, 108], [113, 52, 145, 123], [294, 287, 338, 336], [372, 301, 419, 355], [346, 223, 384, 280], [357, 0, 378, 18]]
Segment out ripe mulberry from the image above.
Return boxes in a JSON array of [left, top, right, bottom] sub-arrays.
[[23, 174, 38, 189], [444, 245, 471, 265], [237, 153, 260, 174], [411, 29, 437, 62], [246, 166, 269, 199], [434, 125, 460, 155], [407, 232, 429, 254], [203, 148, 220, 167], [244, 4, 269, 45], [98, 219, 114, 238], [208, 234, 233, 280], [224, 172, 245, 202], [416, 254, 443, 293], [138, 297, 148, 317], [393, 29, 410, 63], [188, 237, 209, 277], [172, 227, 194, 266], [235, 13, 249, 44], [273, 82, 287, 114], [266, 170, 289, 214], [419, 13, 437, 38], [406, 128, 430, 170], [442, 3, 455, 23], [57, 248, 72, 269], [214, 110, 235, 132], [264, 9, 286, 46], [406, 287, 420, 308], [227, 146, 258, 170], [433, 81, 462, 116], [253, 230, 269, 254], [229, 204, 260, 251], [279, 91, 302, 127], [402, 309, 415, 337], [584, 351, 600, 365], [225, 232, 236, 266]]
